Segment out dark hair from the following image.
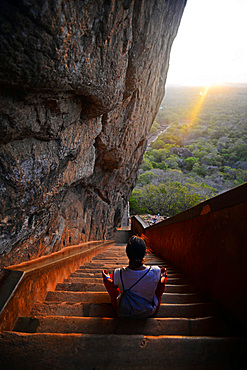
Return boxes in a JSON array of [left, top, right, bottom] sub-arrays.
[[126, 236, 146, 268]]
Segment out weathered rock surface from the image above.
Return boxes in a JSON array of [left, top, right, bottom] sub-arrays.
[[0, 0, 186, 270], [170, 147, 193, 158]]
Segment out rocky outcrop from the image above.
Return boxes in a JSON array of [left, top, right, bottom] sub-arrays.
[[0, 0, 186, 270], [170, 147, 193, 158]]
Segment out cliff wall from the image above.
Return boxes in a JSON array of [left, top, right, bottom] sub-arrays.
[[0, 0, 186, 270]]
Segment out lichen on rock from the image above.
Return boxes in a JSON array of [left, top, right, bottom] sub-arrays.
[[0, 0, 186, 270]]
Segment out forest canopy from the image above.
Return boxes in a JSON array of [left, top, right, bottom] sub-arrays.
[[130, 84, 247, 217]]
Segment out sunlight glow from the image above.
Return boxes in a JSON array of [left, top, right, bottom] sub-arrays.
[[188, 84, 211, 125], [167, 0, 247, 86]]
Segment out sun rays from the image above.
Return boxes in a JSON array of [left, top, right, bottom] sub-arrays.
[[188, 84, 211, 127]]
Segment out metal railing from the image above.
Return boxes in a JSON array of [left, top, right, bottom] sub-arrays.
[[0, 240, 114, 331], [131, 182, 247, 330]]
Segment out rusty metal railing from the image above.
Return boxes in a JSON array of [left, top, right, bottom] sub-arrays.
[[131, 182, 247, 330]]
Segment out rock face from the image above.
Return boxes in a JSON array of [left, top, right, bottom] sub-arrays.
[[0, 0, 186, 270]]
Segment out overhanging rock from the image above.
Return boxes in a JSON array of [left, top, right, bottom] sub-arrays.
[[0, 0, 187, 269]]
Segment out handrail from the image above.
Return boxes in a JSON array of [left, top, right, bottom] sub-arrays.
[[131, 182, 247, 330], [0, 240, 114, 331], [148, 181, 247, 230]]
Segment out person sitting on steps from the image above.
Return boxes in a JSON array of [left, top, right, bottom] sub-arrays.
[[102, 235, 167, 318]]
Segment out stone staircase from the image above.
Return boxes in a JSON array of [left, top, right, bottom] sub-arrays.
[[1, 243, 244, 369]]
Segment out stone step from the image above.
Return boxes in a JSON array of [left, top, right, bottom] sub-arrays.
[[91, 260, 170, 267], [92, 253, 127, 257], [94, 255, 167, 262], [71, 270, 184, 278], [55, 282, 196, 293], [3, 242, 242, 370], [99, 248, 125, 253], [45, 291, 111, 304], [92, 264, 177, 270], [93, 253, 162, 258], [13, 316, 228, 336], [1, 332, 243, 369], [83, 256, 169, 262], [95, 249, 162, 254], [114, 229, 133, 243], [92, 260, 129, 265], [45, 290, 204, 304], [78, 266, 180, 274], [32, 300, 216, 319], [64, 276, 187, 284], [80, 262, 177, 269], [92, 256, 129, 260], [33, 302, 212, 318], [92, 256, 169, 263]]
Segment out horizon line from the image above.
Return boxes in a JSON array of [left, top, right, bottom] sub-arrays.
[[166, 82, 247, 88]]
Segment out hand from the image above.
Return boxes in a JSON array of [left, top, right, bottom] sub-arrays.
[[161, 267, 167, 278], [102, 269, 110, 279]]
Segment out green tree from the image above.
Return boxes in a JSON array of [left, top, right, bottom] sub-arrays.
[[152, 139, 166, 149], [133, 85, 247, 216], [137, 171, 157, 186], [183, 157, 199, 171], [140, 156, 153, 171], [130, 182, 206, 218]]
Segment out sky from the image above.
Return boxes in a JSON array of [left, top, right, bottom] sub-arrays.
[[166, 0, 247, 86]]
